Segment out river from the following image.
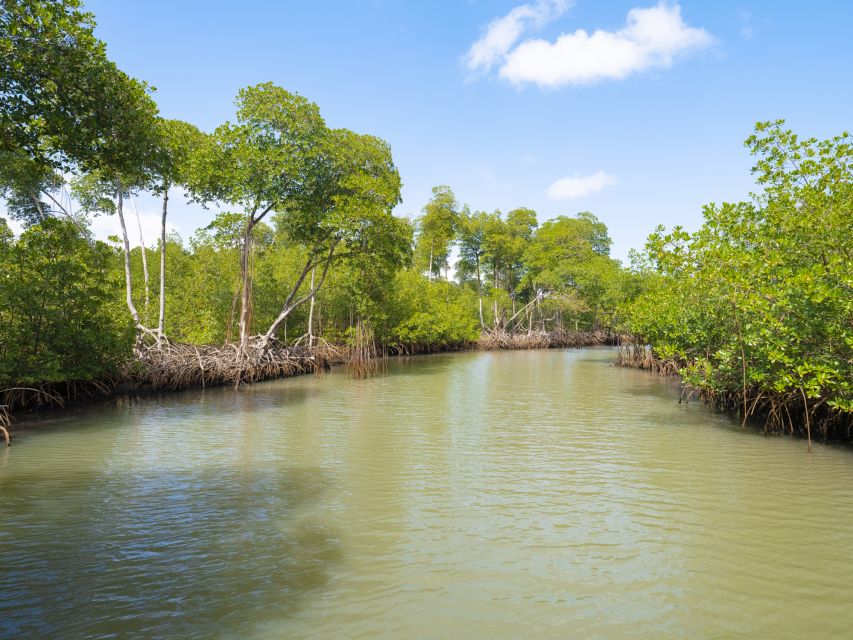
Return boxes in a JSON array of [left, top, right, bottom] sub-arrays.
[[2, 348, 852, 638]]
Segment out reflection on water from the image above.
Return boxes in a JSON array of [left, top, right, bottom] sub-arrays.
[[2, 348, 852, 639]]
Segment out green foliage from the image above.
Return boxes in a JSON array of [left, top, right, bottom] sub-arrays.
[[190, 82, 326, 216], [482, 208, 536, 295], [411, 201, 631, 334], [0, 151, 62, 225], [0, 218, 132, 386], [624, 121, 852, 418], [155, 118, 206, 192], [456, 207, 488, 286], [1, 0, 161, 181], [414, 185, 460, 278], [0, 0, 631, 395], [522, 213, 624, 327], [71, 170, 118, 215], [388, 270, 480, 350], [187, 83, 408, 347]]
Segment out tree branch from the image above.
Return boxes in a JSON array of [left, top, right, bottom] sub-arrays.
[[253, 200, 278, 225], [260, 240, 340, 346]]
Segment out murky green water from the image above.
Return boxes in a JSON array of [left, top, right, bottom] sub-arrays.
[[2, 348, 852, 639]]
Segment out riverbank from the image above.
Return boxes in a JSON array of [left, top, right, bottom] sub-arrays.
[[615, 342, 853, 446], [0, 329, 614, 442]]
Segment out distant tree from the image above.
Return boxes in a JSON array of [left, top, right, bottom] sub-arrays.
[[415, 185, 459, 280], [524, 213, 620, 328], [503, 206, 538, 295], [479, 207, 537, 324], [457, 207, 489, 328], [574, 211, 612, 256]]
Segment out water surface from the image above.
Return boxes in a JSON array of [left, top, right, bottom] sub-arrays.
[[2, 348, 852, 638]]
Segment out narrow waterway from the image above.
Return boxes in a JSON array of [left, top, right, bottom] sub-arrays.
[[2, 348, 852, 639]]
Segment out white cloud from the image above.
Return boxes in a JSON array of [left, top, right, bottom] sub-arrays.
[[465, 0, 572, 73], [547, 170, 616, 199], [468, 1, 713, 88]]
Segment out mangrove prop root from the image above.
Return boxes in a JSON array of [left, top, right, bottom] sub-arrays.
[[133, 336, 346, 390], [477, 328, 614, 351], [346, 322, 386, 379], [615, 338, 851, 445], [0, 405, 9, 445]]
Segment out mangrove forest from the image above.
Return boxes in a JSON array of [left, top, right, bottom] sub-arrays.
[[1, 1, 850, 445], [3, 1, 853, 638]]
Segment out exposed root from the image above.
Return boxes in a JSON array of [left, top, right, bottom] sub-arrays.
[[615, 338, 853, 443], [132, 336, 346, 390], [386, 340, 472, 356], [346, 322, 385, 379], [0, 386, 76, 444], [478, 328, 614, 350], [614, 342, 681, 376], [0, 405, 9, 446]]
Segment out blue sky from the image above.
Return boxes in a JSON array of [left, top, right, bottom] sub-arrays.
[[82, 0, 851, 262]]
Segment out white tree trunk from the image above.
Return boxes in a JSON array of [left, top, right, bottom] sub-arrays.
[[116, 181, 142, 328], [307, 267, 316, 347], [238, 221, 254, 354], [130, 194, 150, 313], [158, 189, 169, 341], [476, 258, 484, 330], [259, 242, 337, 355]]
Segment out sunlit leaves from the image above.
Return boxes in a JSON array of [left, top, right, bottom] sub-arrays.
[[624, 121, 852, 421]]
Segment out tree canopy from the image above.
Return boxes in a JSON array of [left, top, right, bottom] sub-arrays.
[[623, 121, 852, 440]]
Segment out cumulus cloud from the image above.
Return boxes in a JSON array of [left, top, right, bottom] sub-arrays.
[[468, 1, 713, 88], [465, 0, 572, 73], [547, 170, 616, 200]]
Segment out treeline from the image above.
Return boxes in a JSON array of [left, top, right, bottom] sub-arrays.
[[0, 0, 631, 399], [621, 121, 852, 444], [113, 190, 631, 352], [3, 1, 850, 444]]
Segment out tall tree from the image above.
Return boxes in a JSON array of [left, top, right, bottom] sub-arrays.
[[415, 185, 459, 280], [457, 207, 489, 329], [523, 213, 619, 328], [1, 0, 159, 203], [190, 83, 408, 358], [2, 0, 162, 339], [189, 82, 327, 354], [258, 129, 408, 353]]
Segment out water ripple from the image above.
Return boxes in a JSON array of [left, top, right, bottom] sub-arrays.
[[1, 348, 852, 639]]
